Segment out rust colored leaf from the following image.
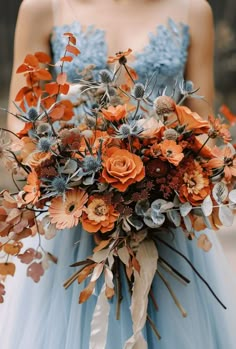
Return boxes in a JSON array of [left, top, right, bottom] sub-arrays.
[[45, 82, 59, 95], [34, 69, 52, 81], [56, 72, 67, 85], [64, 32, 76, 45], [35, 51, 51, 64], [14, 228, 32, 241], [3, 242, 23, 256], [18, 248, 42, 264], [16, 64, 32, 74], [77, 264, 96, 284], [66, 44, 80, 56], [132, 256, 141, 274], [60, 56, 73, 62], [79, 281, 96, 304], [27, 262, 44, 282], [93, 239, 111, 253], [24, 54, 39, 68], [0, 283, 6, 303], [0, 263, 16, 276], [15, 86, 30, 101], [49, 106, 65, 121], [105, 286, 115, 299], [59, 83, 70, 95]]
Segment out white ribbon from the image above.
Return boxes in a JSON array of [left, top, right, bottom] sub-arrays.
[[124, 240, 158, 349], [89, 284, 110, 349]]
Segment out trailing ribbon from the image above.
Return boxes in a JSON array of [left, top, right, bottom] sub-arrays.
[[124, 240, 158, 349], [89, 283, 110, 349]]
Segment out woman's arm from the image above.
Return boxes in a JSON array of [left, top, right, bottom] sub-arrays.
[[185, 0, 215, 118], [8, 0, 53, 133]]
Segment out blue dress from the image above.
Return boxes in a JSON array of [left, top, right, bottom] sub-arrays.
[[1, 19, 236, 349]]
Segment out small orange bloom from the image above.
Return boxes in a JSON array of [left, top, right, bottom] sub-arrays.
[[23, 170, 41, 204], [81, 196, 119, 233], [101, 105, 127, 123], [179, 161, 210, 206], [107, 48, 132, 64], [49, 189, 88, 229], [102, 147, 145, 192], [205, 145, 236, 182], [159, 140, 184, 166], [208, 114, 231, 143], [174, 105, 210, 135]]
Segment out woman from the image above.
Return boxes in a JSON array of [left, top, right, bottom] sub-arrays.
[[1, 0, 236, 348]]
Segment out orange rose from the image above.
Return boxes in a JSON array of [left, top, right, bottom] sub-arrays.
[[81, 196, 119, 233], [102, 147, 145, 192]]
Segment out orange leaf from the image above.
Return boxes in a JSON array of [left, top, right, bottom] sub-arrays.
[[66, 44, 80, 56], [56, 72, 67, 85], [14, 228, 32, 241], [3, 242, 23, 255], [35, 51, 51, 64], [17, 122, 33, 138], [34, 69, 52, 81], [60, 56, 73, 62], [105, 286, 115, 299], [64, 32, 77, 45], [77, 264, 96, 284], [24, 54, 39, 67], [93, 239, 111, 252], [49, 106, 65, 121], [45, 82, 59, 95], [0, 263, 16, 276], [59, 83, 70, 95], [16, 64, 32, 74], [79, 281, 96, 304], [15, 86, 31, 101]]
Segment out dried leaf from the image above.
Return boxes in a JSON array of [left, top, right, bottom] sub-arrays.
[[197, 234, 212, 252], [3, 242, 23, 255], [132, 256, 141, 274], [117, 246, 130, 266], [56, 72, 67, 85], [93, 239, 111, 253], [91, 248, 109, 263], [34, 69, 52, 81], [105, 286, 115, 299], [66, 44, 80, 56], [77, 264, 96, 283], [90, 263, 104, 282], [35, 51, 51, 64], [0, 283, 6, 303], [18, 248, 42, 264], [0, 263, 15, 276], [27, 262, 44, 282], [79, 281, 96, 304], [60, 56, 73, 62]]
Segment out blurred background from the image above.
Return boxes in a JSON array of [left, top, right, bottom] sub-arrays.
[[0, 0, 235, 270]]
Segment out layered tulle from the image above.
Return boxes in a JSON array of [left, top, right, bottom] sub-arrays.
[[1, 226, 236, 349]]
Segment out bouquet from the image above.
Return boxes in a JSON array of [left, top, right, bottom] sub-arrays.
[[1, 32, 236, 347]]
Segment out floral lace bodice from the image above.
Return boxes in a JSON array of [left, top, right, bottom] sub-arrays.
[[50, 19, 189, 90]]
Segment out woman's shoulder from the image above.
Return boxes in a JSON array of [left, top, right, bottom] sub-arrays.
[[19, 0, 53, 23]]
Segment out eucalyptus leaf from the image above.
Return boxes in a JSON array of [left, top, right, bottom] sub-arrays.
[[212, 182, 228, 204], [180, 202, 192, 217], [127, 216, 144, 230], [183, 215, 192, 232], [144, 215, 164, 229], [135, 200, 150, 217], [201, 195, 213, 217], [219, 205, 234, 227], [167, 210, 181, 227], [229, 189, 236, 204]]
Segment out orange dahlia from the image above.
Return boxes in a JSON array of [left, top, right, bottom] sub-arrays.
[[49, 189, 88, 229], [81, 196, 119, 233], [179, 161, 210, 206]]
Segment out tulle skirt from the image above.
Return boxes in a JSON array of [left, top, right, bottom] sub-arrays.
[[1, 226, 236, 349]]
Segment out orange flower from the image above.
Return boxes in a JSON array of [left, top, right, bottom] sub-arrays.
[[137, 117, 163, 138], [107, 48, 132, 64], [23, 170, 41, 204], [208, 114, 231, 143], [159, 140, 184, 166], [102, 147, 145, 192], [205, 145, 236, 182], [179, 161, 210, 206], [49, 189, 88, 229], [101, 105, 127, 122], [81, 196, 119, 233], [174, 105, 210, 135]]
